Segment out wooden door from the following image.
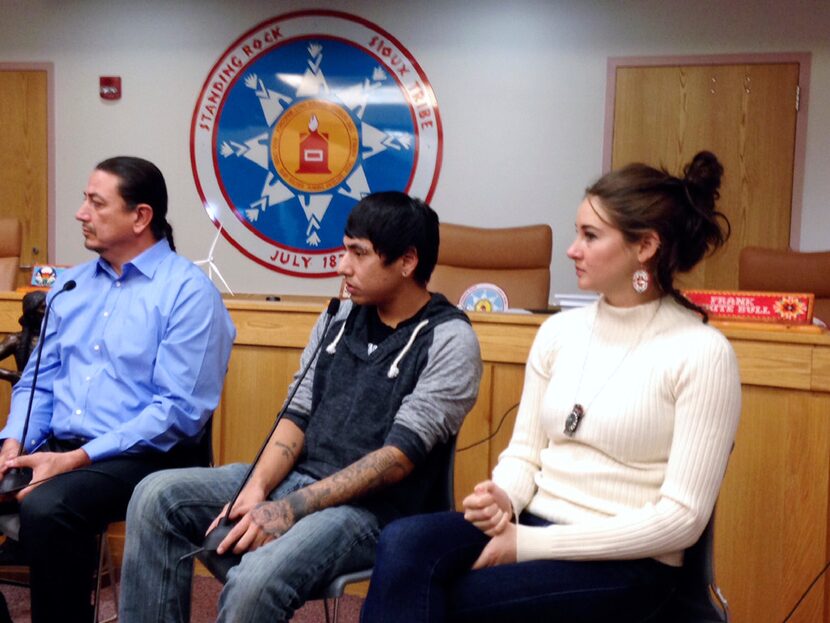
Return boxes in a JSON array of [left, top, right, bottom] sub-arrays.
[[0, 69, 49, 287], [611, 63, 800, 290]]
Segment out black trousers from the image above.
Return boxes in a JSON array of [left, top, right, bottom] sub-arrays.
[[16, 437, 203, 623]]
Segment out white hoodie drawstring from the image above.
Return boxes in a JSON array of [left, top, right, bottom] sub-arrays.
[[325, 322, 347, 354], [387, 320, 429, 378], [325, 317, 431, 378]]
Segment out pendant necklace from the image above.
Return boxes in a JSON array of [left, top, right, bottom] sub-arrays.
[[564, 300, 662, 437]]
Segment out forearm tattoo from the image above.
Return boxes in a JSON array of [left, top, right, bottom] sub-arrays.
[[273, 440, 297, 462], [252, 447, 410, 537]]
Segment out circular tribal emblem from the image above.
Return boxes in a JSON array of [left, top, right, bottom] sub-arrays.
[[191, 10, 443, 277], [458, 283, 510, 312]]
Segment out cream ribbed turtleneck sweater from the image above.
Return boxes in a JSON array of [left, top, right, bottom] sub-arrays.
[[491, 296, 741, 567]]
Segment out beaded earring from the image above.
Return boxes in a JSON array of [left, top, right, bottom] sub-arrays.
[[632, 269, 649, 294]]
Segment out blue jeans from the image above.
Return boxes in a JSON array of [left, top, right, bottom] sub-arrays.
[[119, 464, 381, 623], [361, 511, 679, 623]]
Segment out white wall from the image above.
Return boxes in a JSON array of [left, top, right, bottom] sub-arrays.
[[1, 0, 828, 299]]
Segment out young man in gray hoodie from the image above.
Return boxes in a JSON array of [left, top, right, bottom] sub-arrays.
[[119, 191, 482, 622]]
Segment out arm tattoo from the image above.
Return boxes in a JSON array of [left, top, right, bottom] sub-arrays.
[[257, 447, 412, 535], [252, 500, 295, 538], [272, 440, 297, 461]]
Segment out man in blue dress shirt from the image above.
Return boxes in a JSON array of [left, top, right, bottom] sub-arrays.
[[0, 156, 236, 623]]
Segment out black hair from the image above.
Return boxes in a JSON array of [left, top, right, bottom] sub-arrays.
[[95, 156, 175, 251], [344, 191, 439, 286], [586, 151, 730, 321]]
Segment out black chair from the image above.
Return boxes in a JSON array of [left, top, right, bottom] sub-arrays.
[[314, 435, 458, 623], [658, 510, 729, 623]]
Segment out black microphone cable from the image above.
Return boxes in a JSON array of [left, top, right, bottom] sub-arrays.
[[198, 297, 341, 575], [456, 402, 519, 453], [780, 558, 830, 622], [18, 280, 76, 460], [214, 297, 340, 526]]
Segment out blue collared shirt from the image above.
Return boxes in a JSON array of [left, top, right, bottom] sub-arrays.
[[1, 240, 236, 462]]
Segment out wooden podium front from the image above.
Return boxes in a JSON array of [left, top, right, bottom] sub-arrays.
[[1, 292, 828, 621]]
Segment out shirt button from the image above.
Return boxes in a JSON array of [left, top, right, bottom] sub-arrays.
[[75, 409, 82, 415], [85, 376, 91, 382], [93, 344, 100, 351], [30, 440, 37, 447], [103, 311, 109, 317], [115, 282, 122, 288]]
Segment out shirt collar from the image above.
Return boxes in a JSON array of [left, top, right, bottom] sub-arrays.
[[95, 239, 172, 280]]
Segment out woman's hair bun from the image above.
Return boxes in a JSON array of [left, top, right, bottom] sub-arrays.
[[683, 151, 723, 211]]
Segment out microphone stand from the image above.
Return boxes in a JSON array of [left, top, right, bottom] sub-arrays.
[[197, 297, 340, 580], [0, 280, 77, 495]]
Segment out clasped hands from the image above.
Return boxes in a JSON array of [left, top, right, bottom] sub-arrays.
[[0, 438, 90, 500], [462, 480, 517, 570]]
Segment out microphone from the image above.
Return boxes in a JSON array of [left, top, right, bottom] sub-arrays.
[[0, 279, 77, 494], [198, 297, 341, 580]]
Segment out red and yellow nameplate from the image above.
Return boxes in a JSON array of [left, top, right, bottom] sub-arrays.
[[683, 290, 815, 325]]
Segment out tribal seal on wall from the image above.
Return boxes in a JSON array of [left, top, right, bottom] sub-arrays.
[[191, 10, 443, 277]]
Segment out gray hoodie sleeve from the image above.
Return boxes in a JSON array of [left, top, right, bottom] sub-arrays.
[[385, 317, 482, 460]]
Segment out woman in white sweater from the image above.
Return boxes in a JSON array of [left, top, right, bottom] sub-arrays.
[[360, 151, 742, 623]]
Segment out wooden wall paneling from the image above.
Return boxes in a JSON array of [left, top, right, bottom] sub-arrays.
[[0, 295, 23, 425], [218, 345, 301, 465], [0, 295, 22, 421], [0, 70, 48, 285], [231, 304, 320, 348], [715, 387, 830, 623], [488, 364, 524, 472], [731, 340, 814, 390], [468, 312, 539, 364], [0, 349, 12, 428], [0, 299, 20, 332], [454, 365, 493, 507], [812, 347, 830, 391]]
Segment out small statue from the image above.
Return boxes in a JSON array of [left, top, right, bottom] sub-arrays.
[[0, 290, 47, 386]]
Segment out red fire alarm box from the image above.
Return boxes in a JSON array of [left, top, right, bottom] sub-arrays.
[[100, 76, 122, 100]]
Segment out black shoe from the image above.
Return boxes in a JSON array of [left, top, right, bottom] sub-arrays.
[[0, 539, 25, 566], [0, 591, 11, 623]]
